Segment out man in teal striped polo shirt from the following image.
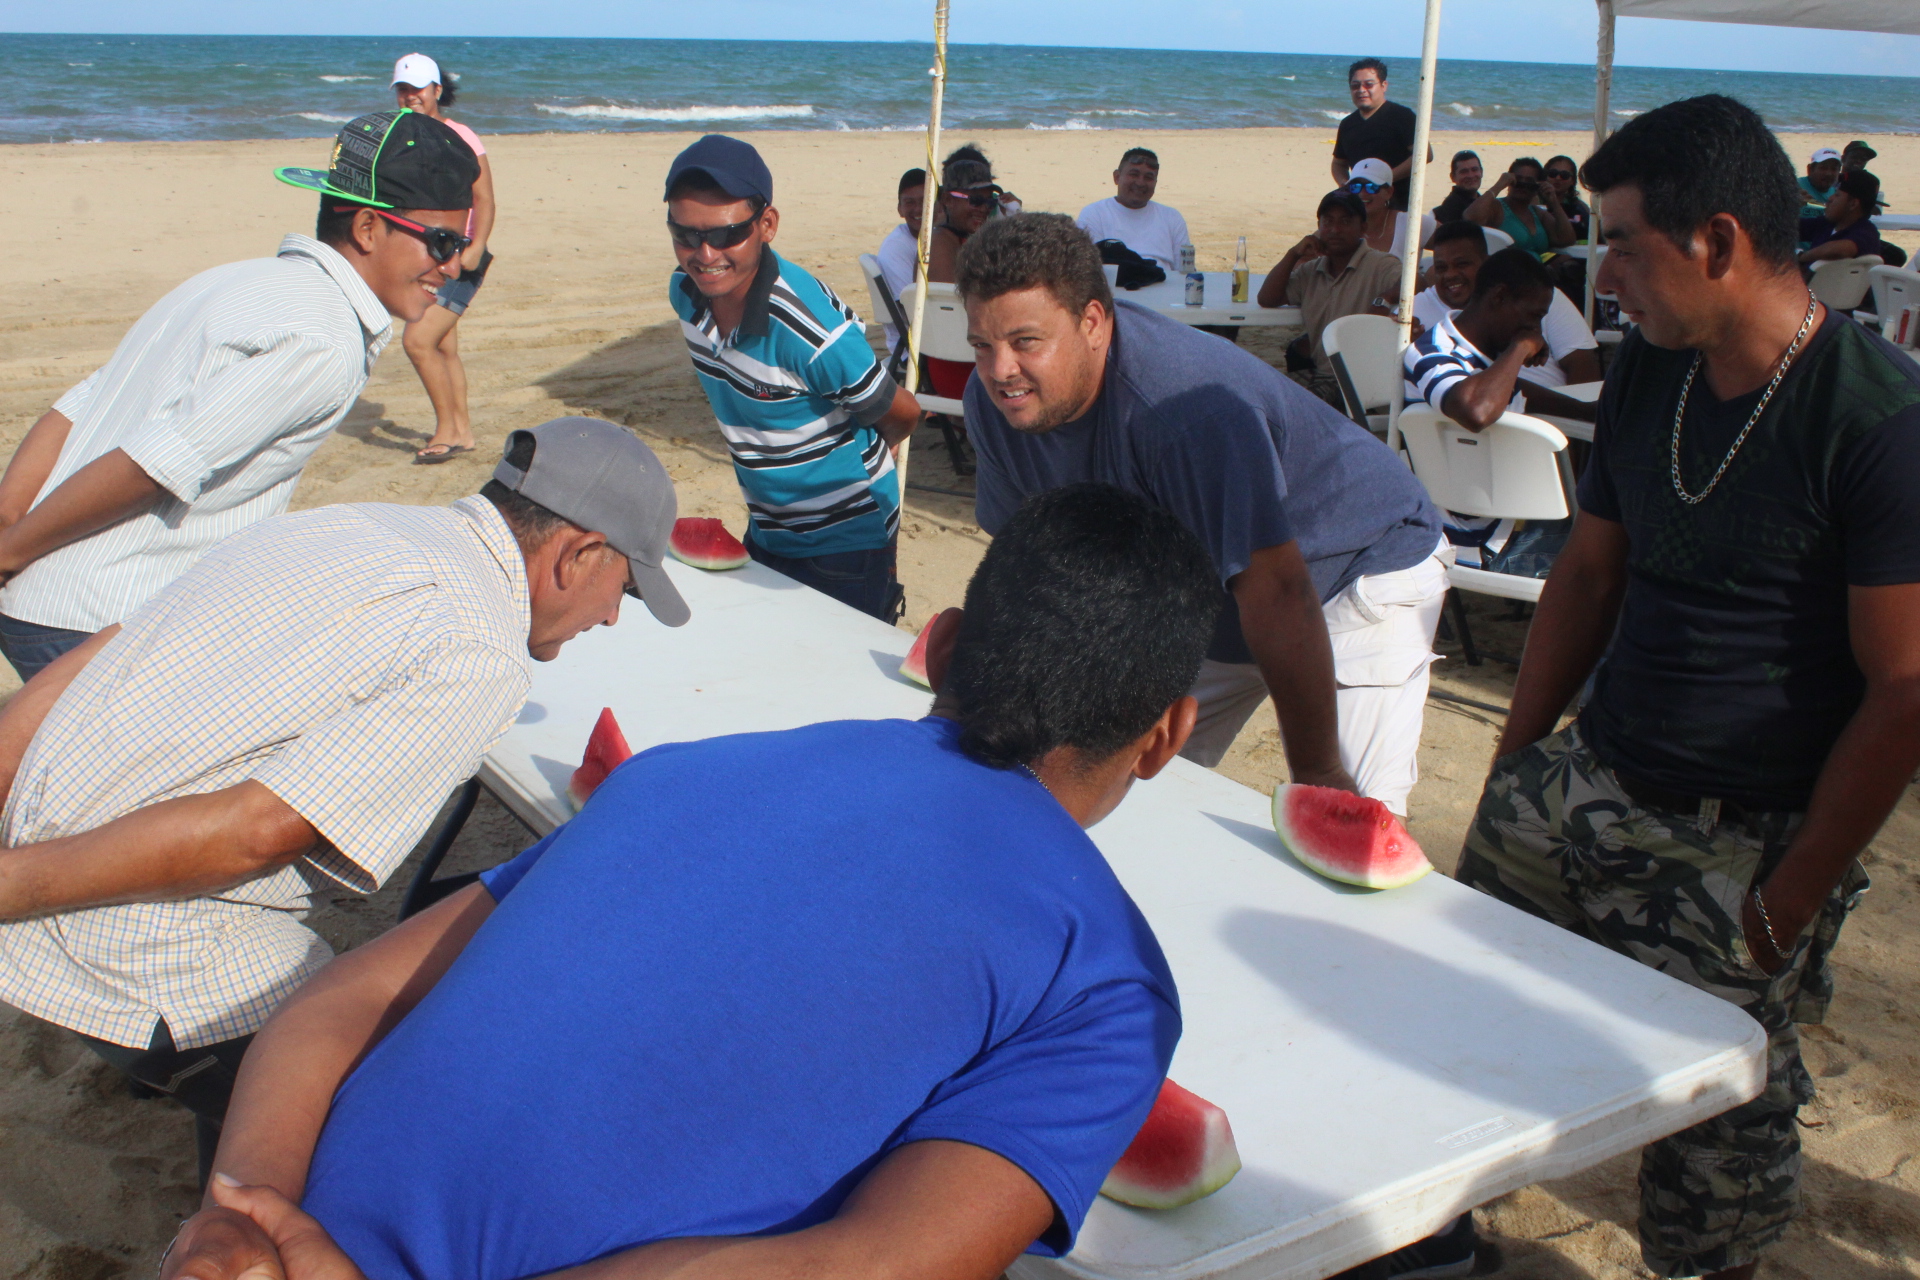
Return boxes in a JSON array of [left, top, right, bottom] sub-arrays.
[[665, 135, 921, 620]]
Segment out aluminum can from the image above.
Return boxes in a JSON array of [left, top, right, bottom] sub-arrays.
[[1185, 272, 1205, 307]]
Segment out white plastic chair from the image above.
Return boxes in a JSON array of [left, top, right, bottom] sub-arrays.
[[1398, 405, 1570, 664], [1481, 226, 1516, 253], [895, 282, 972, 419], [1866, 264, 1920, 337], [1809, 256, 1883, 313], [858, 253, 911, 378], [1323, 314, 1402, 436]]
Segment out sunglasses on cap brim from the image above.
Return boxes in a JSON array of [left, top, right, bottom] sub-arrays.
[[334, 206, 471, 263], [666, 216, 761, 251]]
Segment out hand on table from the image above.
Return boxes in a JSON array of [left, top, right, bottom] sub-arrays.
[[163, 1176, 366, 1280]]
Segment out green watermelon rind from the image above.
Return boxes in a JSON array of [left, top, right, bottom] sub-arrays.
[[1270, 783, 1433, 890]]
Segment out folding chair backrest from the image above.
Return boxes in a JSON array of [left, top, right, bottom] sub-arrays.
[[1398, 405, 1569, 522], [1808, 256, 1882, 311], [1869, 264, 1920, 331], [1322, 314, 1402, 423], [895, 282, 973, 363], [1480, 226, 1515, 253]]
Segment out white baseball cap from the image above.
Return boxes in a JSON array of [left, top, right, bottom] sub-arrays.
[[1810, 147, 1841, 164], [1349, 157, 1393, 188], [392, 53, 442, 88]]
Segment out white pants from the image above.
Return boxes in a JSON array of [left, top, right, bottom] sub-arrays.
[[1181, 540, 1453, 815]]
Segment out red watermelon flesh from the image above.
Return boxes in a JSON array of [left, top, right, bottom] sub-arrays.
[[567, 708, 634, 811], [899, 617, 936, 689], [669, 518, 748, 571], [1101, 1078, 1242, 1210], [1271, 783, 1432, 889]]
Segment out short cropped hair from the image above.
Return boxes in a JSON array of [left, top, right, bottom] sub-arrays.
[[1470, 246, 1554, 304], [1510, 156, 1544, 177], [479, 434, 586, 558], [1450, 149, 1480, 174], [1429, 220, 1489, 254], [1348, 57, 1388, 82], [954, 212, 1114, 319], [947, 484, 1221, 770], [1317, 190, 1367, 223], [315, 196, 358, 247], [1119, 147, 1159, 169], [1580, 94, 1801, 269], [898, 167, 927, 194], [665, 171, 767, 219]]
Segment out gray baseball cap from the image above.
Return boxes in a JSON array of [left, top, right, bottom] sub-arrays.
[[492, 417, 690, 627]]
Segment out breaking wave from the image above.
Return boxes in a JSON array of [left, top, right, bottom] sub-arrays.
[[535, 102, 815, 122]]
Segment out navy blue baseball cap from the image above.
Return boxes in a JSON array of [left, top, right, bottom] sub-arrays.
[[664, 134, 773, 205]]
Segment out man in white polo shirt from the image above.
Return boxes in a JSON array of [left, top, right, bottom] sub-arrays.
[[0, 108, 480, 680], [0, 418, 685, 1182], [1076, 147, 1191, 273]]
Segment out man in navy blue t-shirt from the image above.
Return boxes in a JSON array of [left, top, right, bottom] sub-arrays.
[[158, 485, 1222, 1280], [958, 213, 1444, 815]]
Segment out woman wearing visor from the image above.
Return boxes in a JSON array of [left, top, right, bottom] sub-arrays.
[[924, 147, 1016, 402], [391, 52, 497, 464]]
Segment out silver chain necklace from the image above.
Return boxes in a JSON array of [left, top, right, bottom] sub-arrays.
[[1668, 294, 1817, 505], [1017, 762, 1053, 795]]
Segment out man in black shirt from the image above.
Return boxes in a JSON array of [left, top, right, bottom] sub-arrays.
[[1459, 96, 1920, 1280], [1331, 58, 1429, 214], [1432, 149, 1481, 223]]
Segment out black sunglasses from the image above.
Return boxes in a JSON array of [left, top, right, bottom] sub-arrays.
[[1545, 169, 1577, 180], [667, 216, 759, 251], [950, 186, 1003, 209], [336, 207, 471, 263]]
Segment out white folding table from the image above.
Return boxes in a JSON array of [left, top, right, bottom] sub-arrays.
[[1874, 213, 1920, 233], [1115, 272, 1301, 329], [477, 560, 1765, 1280]]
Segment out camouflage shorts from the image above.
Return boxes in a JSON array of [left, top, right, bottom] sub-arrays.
[[1457, 721, 1868, 1278]]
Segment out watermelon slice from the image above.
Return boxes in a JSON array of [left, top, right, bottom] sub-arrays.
[[1101, 1078, 1241, 1210], [567, 707, 634, 811], [899, 617, 936, 689], [669, 518, 748, 571], [1271, 783, 1432, 889]]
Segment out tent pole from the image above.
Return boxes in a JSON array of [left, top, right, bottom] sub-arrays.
[[1389, 0, 1443, 455], [1586, 0, 1614, 334], [900, 0, 950, 509]]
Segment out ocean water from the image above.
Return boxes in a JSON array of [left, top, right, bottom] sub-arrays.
[[4, 33, 1916, 146]]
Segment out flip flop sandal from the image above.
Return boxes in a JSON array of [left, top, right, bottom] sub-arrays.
[[414, 444, 475, 466]]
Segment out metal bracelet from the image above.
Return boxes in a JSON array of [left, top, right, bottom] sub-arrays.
[[1750, 885, 1788, 956]]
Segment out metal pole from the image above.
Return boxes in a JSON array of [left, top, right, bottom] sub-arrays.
[[1586, 0, 1614, 334], [1388, 0, 1443, 455], [900, 0, 950, 498]]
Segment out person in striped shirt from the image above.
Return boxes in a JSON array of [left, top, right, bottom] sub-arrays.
[[665, 135, 922, 621], [0, 109, 480, 681]]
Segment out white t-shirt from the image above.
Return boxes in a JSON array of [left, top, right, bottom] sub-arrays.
[[874, 223, 919, 354], [1411, 284, 1596, 388], [1377, 211, 1438, 260], [1075, 198, 1191, 272]]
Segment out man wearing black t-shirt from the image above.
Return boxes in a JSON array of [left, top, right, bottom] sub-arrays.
[[1331, 58, 1428, 214], [1460, 96, 1920, 1280]]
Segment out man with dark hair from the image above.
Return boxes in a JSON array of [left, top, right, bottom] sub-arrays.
[[1256, 190, 1401, 406], [1404, 246, 1595, 429], [157, 483, 1213, 1280], [1798, 168, 1882, 266], [1076, 146, 1191, 272], [1332, 57, 1428, 213], [0, 418, 684, 1183], [1458, 93, 1920, 1280], [0, 110, 478, 681], [876, 166, 929, 355], [958, 213, 1446, 819], [1432, 149, 1482, 223], [1413, 225, 1601, 394], [665, 134, 922, 621]]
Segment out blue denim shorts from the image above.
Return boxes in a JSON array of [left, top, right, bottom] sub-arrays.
[[0, 612, 91, 682], [435, 249, 492, 316]]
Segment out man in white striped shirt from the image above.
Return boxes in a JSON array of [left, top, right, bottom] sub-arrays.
[[0, 108, 480, 680], [0, 418, 685, 1183]]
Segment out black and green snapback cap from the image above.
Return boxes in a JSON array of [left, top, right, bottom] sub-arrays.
[[275, 108, 479, 210]]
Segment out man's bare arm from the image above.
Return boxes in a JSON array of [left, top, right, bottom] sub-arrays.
[[0, 624, 119, 809], [211, 882, 499, 1201], [876, 384, 923, 448], [0, 779, 318, 920], [1557, 347, 1601, 387], [1745, 581, 1920, 963], [0, 447, 164, 581], [1515, 379, 1598, 423], [1232, 542, 1357, 792], [1494, 512, 1629, 758], [1438, 334, 1545, 431], [0, 410, 75, 528]]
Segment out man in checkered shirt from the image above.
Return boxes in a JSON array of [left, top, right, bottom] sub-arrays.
[[0, 418, 684, 1180]]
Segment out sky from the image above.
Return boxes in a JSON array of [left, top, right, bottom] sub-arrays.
[[3, 0, 1917, 77]]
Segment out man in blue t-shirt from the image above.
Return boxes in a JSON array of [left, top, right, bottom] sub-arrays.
[[958, 213, 1444, 815], [158, 484, 1221, 1280], [664, 135, 922, 621]]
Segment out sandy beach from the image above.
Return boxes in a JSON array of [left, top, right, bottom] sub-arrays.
[[2, 125, 1918, 1280]]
